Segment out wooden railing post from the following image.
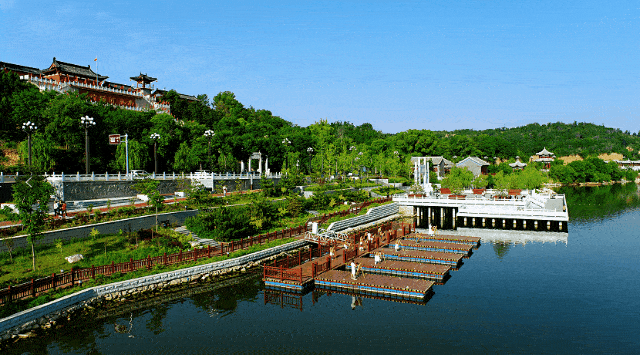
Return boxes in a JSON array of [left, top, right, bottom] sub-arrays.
[[130, 258, 134, 271], [280, 265, 283, 281], [147, 255, 152, 270], [52, 273, 56, 290], [163, 253, 167, 266], [7, 285, 11, 302], [179, 250, 183, 262], [111, 261, 115, 275], [312, 262, 317, 278], [208, 245, 211, 258], [30, 279, 35, 297], [91, 265, 95, 279]]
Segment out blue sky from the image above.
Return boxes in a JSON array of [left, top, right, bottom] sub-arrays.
[[1, 0, 638, 134]]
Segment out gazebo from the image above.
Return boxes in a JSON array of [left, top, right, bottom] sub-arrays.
[[534, 147, 555, 169], [509, 156, 527, 170]]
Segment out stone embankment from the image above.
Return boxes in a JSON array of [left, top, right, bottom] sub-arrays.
[[0, 239, 308, 344]]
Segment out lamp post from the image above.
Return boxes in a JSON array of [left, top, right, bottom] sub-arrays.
[[80, 116, 95, 174], [22, 121, 37, 167], [204, 130, 215, 171], [282, 137, 291, 170], [150, 133, 161, 174], [307, 147, 314, 174]]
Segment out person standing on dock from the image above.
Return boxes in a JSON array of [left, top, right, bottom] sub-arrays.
[[374, 252, 381, 265], [330, 246, 335, 259], [395, 241, 402, 252], [351, 261, 357, 280]]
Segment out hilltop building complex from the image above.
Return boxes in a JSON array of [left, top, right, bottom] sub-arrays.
[[1, 57, 197, 115]]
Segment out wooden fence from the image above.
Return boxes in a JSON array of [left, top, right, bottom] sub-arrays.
[[0, 224, 309, 305]]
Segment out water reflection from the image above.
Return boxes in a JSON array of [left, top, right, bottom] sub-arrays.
[[493, 242, 511, 259], [557, 183, 640, 221]]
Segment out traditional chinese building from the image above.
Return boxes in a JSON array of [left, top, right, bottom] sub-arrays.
[[456, 157, 490, 177], [1, 57, 178, 114], [533, 147, 555, 169], [509, 156, 527, 170]]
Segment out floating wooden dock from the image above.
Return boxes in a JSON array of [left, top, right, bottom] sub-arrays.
[[349, 257, 450, 281], [315, 270, 434, 300], [404, 233, 481, 247], [378, 249, 464, 267], [389, 239, 473, 256]]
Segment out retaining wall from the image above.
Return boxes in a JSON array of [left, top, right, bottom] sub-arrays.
[[327, 203, 399, 232], [51, 180, 182, 201], [0, 183, 14, 204], [0, 210, 199, 253], [0, 239, 309, 338]]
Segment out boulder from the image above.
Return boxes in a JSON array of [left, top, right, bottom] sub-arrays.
[[65, 254, 84, 263]]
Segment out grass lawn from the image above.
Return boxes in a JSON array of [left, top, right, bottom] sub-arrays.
[[0, 228, 193, 288], [0, 237, 296, 319]]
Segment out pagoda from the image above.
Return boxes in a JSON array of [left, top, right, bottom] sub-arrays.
[[533, 147, 555, 169]]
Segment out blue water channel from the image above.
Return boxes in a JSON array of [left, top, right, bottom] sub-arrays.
[[7, 185, 640, 354]]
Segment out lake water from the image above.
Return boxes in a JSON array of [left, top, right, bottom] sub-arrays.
[[6, 184, 640, 354]]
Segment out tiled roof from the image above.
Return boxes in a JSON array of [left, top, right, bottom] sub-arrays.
[[102, 81, 134, 91], [509, 160, 527, 168], [130, 73, 157, 83], [153, 89, 198, 102], [457, 156, 490, 167], [536, 147, 554, 156], [0, 61, 42, 75], [42, 57, 108, 80]]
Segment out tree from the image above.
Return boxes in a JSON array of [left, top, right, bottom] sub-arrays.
[[1, 175, 54, 271], [441, 167, 474, 195], [133, 178, 164, 232]]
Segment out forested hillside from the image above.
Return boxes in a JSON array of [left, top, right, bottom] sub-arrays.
[[1, 70, 638, 176]]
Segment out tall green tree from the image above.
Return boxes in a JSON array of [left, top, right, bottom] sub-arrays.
[[1, 175, 54, 271]]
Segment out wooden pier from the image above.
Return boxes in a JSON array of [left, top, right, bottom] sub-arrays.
[[263, 221, 476, 301], [389, 239, 473, 256], [315, 270, 435, 300], [404, 232, 481, 247], [378, 249, 464, 267], [349, 257, 450, 281]]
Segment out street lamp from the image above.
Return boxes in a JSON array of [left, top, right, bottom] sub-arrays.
[[204, 130, 215, 171], [22, 121, 37, 167], [307, 147, 314, 174], [150, 133, 161, 174], [80, 116, 96, 174], [282, 138, 291, 170]]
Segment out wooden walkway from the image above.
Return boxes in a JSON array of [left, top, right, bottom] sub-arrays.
[[391, 239, 474, 256], [376, 248, 464, 267], [315, 270, 434, 299], [263, 222, 475, 301], [404, 232, 481, 247], [350, 257, 451, 281]]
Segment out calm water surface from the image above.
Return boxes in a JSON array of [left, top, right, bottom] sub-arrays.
[[8, 185, 640, 354]]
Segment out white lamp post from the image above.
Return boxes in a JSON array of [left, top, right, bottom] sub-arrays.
[[22, 121, 37, 167], [150, 133, 161, 174]]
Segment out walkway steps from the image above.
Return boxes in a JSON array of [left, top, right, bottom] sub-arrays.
[[349, 257, 451, 281], [377, 249, 464, 267], [404, 233, 481, 248], [315, 270, 434, 300], [391, 240, 473, 256]]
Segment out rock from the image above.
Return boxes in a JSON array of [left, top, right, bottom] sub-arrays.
[[18, 332, 35, 339], [65, 254, 84, 263]]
